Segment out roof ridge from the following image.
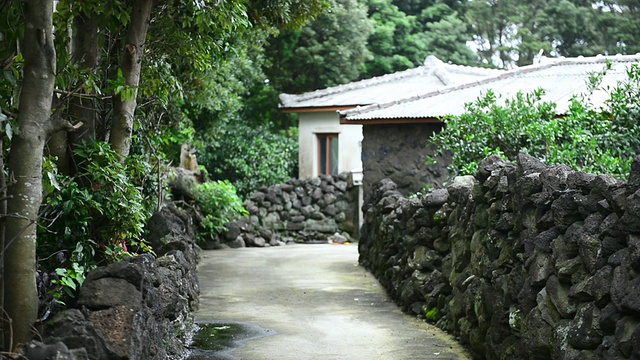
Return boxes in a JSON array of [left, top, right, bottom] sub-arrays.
[[280, 66, 426, 104], [339, 53, 640, 119], [279, 56, 504, 105], [338, 62, 544, 117], [540, 53, 640, 66]]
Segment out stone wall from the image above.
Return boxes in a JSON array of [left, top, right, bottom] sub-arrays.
[[32, 205, 200, 360], [361, 123, 450, 206], [217, 174, 360, 248], [359, 153, 640, 359]]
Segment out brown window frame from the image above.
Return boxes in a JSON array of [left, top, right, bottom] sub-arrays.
[[317, 133, 339, 176]]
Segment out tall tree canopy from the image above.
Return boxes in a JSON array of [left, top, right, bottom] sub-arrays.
[[361, 0, 478, 77], [265, 0, 373, 94], [465, 0, 640, 68]]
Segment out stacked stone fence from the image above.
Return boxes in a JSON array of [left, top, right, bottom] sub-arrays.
[[29, 205, 200, 360], [218, 174, 360, 248], [359, 153, 640, 359]]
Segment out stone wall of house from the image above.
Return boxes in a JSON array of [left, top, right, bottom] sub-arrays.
[[216, 174, 360, 248], [359, 153, 640, 359], [32, 205, 199, 360], [361, 123, 450, 207]]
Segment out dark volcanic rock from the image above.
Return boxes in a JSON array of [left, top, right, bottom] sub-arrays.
[[358, 153, 640, 360]]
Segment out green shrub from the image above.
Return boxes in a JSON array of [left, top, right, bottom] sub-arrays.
[[193, 180, 248, 242], [430, 61, 640, 179], [39, 141, 156, 300]]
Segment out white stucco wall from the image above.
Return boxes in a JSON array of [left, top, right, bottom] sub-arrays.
[[298, 112, 363, 179]]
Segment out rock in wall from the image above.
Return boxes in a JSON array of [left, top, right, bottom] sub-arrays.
[[359, 153, 640, 359], [218, 174, 359, 248]]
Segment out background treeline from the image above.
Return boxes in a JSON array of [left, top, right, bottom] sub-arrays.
[[100, 0, 640, 197], [270, 0, 640, 94], [241, 0, 640, 190]]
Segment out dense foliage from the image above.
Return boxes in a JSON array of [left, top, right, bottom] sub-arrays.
[[0, 0, 326, 346], [430, 61, 640, 178], [264, 0, 372, 94], [199, 123, 298, 198], [39, 141, 157, 301], [265, 0, 640, 86]]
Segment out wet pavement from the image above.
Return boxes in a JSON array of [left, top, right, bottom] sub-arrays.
[[193, 244, 471, 360]]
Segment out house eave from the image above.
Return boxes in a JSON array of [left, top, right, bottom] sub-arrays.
[[339, 117, 443, 125], [280, 105, 360, 114]]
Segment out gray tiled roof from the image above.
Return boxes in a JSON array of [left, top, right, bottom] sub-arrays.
[[278, 56, 504, 109], [340, 54, 640, 122]]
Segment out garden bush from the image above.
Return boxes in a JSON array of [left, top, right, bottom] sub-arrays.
[[192, 180, 248, 243], [430, 61, 640, 179]]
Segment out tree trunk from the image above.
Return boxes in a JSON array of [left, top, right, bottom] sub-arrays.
[[45, 128, 72, 175], [3, 0, 55, 349], [68, 10, 99, 146], [109, 0, 153, 159], [46, 9, 100, 175], [0, 137, 5, 350]]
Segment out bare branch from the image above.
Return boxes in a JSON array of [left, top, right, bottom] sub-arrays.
[[53, 89, 112, 100], [47, 118, 84, 136], [1, 108, 16, 121]]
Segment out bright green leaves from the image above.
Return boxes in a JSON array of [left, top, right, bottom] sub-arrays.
[[53, 262, 86, 300], [193, 180, 248, 242], [432, 88, 560, 175], [108, 69, 136, 102]]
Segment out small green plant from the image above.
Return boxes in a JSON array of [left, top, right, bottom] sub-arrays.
[[432, 209, 447, 225], [52, 263, 86, 301], [408, 184, 433, 199], [425, 308, 440, 322], [193, 180, 248, 242]]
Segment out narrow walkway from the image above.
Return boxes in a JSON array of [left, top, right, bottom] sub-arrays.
[[194, 244, 470, 360]]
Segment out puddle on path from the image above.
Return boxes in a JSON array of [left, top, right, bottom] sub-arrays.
[[186, 321, 274, 360]]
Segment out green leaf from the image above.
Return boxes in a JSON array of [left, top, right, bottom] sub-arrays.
[[3, 71, 16, 86]]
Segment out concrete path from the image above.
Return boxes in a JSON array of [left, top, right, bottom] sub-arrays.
[[194, 244, 470, 360]]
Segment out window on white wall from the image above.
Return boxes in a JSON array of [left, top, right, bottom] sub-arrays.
[[318, 133, 338, 175]]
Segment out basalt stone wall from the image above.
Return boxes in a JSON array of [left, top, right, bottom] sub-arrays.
[[359, 153, 640, 360], [361, 123, 450, 207], [33, 205, 200, 360], [220, 174, 359, 247]]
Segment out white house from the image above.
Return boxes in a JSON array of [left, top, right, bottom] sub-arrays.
[[279, 56, 504, 179]]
